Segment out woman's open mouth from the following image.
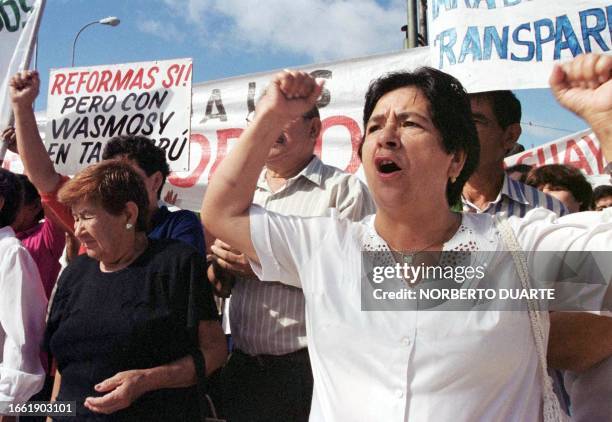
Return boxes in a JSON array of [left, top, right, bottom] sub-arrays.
[[375, 157, 402, 176]]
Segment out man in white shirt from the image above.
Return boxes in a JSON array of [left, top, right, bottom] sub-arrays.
[[206, 105, 375, 421], [0, 169, 47, 418]]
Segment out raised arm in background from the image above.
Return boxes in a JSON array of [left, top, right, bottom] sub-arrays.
[[10, 71, 61, 193], [549, 53, 612, 160]]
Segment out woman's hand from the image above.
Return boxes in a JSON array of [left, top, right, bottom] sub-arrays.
[[84, 369, 149, 414]]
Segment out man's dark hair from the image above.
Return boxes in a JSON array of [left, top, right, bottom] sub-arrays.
[[102, 135, 170, 199], [592, 185, 612, 206], [469, 90, 521, 129], [360, 67, 480, 206], [525, 164, 593, 211], [302, 105, 320, 120], [16, 174, 44, 222], [0, 168, 22, 227], [505, 163, 533, 183]]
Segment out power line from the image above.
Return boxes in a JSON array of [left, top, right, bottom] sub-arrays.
[[520, 121, 576, 133]]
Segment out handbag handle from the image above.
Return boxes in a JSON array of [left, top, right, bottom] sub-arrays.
[[495, 217, 568, 422]]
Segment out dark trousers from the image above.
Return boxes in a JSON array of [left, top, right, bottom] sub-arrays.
[[221, 348, 313, 422]]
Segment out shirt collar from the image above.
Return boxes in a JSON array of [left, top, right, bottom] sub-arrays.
[[149, 205, 169, 231], [461, 174, 530, 211], [499, 174, 530, 205], [257, 156, 324, 191], [0, 226, 16, 240]]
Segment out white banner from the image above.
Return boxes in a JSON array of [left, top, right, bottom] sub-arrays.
[[428, 0, 612, 92], [164, 48, 430, 211], [505, 128, 610, 186], [0, 0, 44, 130], [45, 58, 192, 174]]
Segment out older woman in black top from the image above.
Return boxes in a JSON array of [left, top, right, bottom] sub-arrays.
[[46, 161, 226, 421]]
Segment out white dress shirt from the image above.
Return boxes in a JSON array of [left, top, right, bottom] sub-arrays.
[[0, 226, 47, 413], [231, 156, 375, 355], [248, 206, 612, 421]]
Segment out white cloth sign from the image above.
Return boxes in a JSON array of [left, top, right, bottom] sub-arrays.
[[0, 0, 44, 130], [45, 58, 193, 174], [505, 128, 610, 186], [428, 0, 612, 92]]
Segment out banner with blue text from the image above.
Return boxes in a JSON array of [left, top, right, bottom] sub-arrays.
[[428, 0, 612, 92]]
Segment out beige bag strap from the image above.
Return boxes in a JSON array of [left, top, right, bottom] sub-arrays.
[[495, 217, 568, 422]]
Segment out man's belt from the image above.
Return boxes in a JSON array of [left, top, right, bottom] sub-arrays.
[[232, 348, 309, 367]]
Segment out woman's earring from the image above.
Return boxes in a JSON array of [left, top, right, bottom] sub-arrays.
[[126, 223, 134, 230], [450, 176, 457, 183]]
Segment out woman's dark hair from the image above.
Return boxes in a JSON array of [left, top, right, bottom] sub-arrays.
[[360, 67, 479, 206], [102, 135, 170, 199], [525, 164, 593, 212], [16, 174, 44, 222], [0, 168, 22, 228], [58, 161, 150, 231]]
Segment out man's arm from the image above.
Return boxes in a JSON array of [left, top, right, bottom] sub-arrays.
[[548, 312, 612, 372], [201, 71, 323, 261], [10, 71, 61, 192], [83, 320, 227, 415], [549, 53, 612, 161]]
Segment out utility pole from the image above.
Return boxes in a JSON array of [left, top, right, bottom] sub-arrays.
[[403, 0, 419, 49], [418, 0, 428, 46]]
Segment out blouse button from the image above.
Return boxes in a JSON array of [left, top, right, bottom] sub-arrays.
[[395, 390, 404, 398], [401, 337, 411, 346]]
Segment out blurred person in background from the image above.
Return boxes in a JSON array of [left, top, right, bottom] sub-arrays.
[[525, 164, 593, 213], [592, 185, 612, 211], [505, 163, 533, 183], [0, 169, 47, 420]]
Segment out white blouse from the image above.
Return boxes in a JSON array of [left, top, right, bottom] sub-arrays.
[[249, 206, 612, 421], [0, 226, 47, 412]]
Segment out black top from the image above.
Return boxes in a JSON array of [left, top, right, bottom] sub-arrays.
[[46, 239, 218, 421]]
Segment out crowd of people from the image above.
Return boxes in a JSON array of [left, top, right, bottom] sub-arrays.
[[0, 52, 610, 421]]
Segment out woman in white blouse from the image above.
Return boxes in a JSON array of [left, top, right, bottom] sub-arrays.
[[202, 54, 612, 421], [0, 169, 47, 417]]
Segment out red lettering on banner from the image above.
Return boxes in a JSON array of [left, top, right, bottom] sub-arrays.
[[316, 116, 362, 174], [563, 139, 592, 174], [536, 148, 546, 166], [549, 144, 560, 164], [64, 72, 78, 95], [168, 134, 211, 188], [144, 66, 159, 90], [515, 151, 534, 164], [208, 128, 244, 180], [583, 135, 604, 174], [50, 73, 67, 95]]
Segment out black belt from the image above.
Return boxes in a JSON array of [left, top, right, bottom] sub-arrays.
[[232, 348, 309, 367]]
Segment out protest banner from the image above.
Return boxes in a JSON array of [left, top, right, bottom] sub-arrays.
[[0, 0, 45, 160], [2, 48, 430, 211], [8, 47, 607, 211], [505, 128, 610, 186], [166, 48, 431, 211], [428, 0, 612, 92], [45, 58, 192, 174]]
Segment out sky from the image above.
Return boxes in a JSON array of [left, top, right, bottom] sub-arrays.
[[31, 0, 588, 149]]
